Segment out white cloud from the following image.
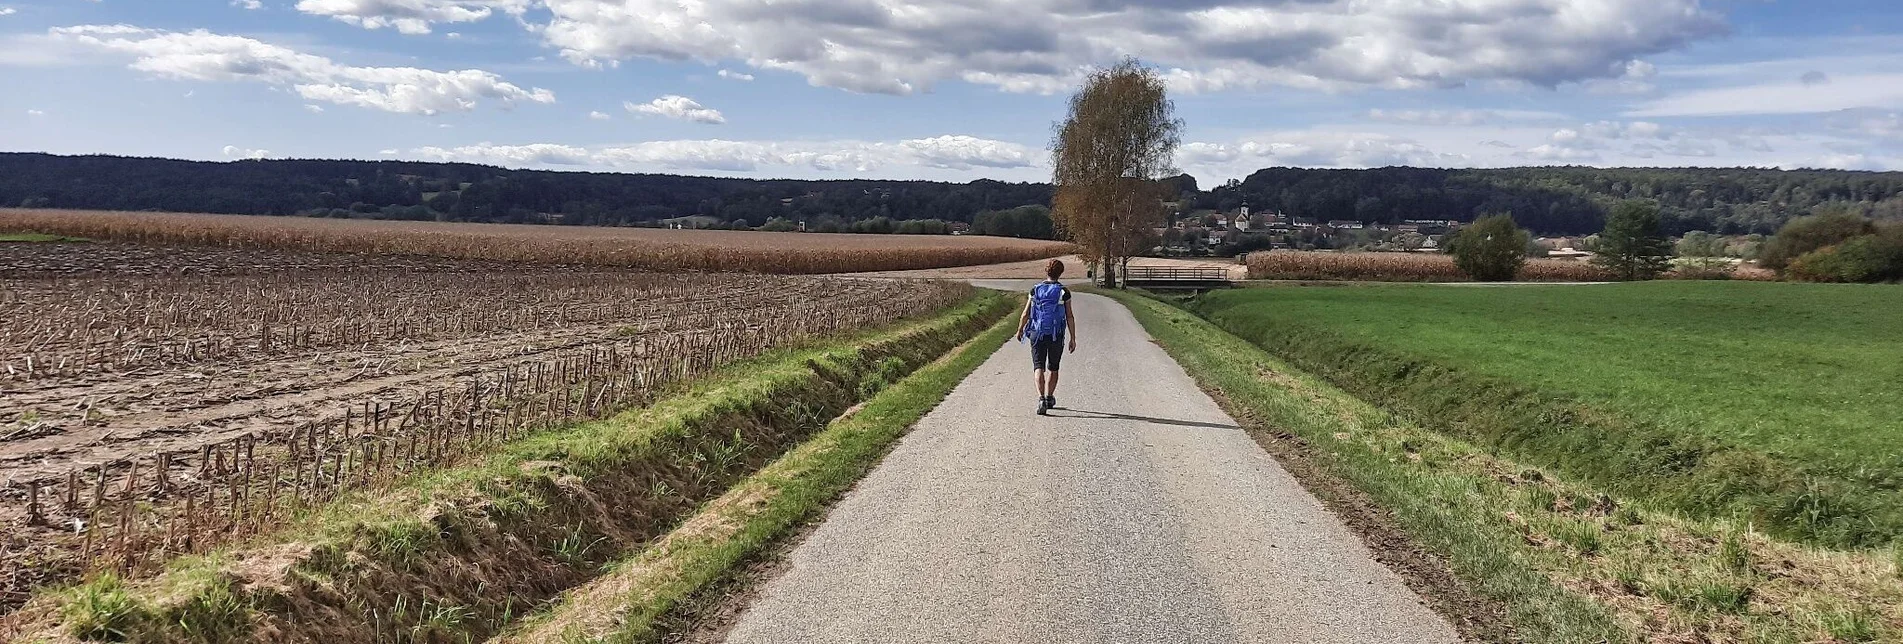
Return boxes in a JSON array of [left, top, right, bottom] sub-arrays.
[[414, 142, 594, 165], [1364, 109, 1567, 127], [222, 145, 270, 159], [716, 69, 753, 82], [1522, 144, 1600, 163], [588, 110, 610, 121], [304, 104, 324, 113], [406, 135, 1039, 173], [231, 0, 263, 10], [50, 25, 555, 115], [1177, 131, 1468, 174], [378, 148, 399, 155], [295, 0, 529, 35], [25, 108, 44, 116], [0, 7, 17, 17], [531, 0, 1724, 95], [625, 95, 724, 124], [1627, 73, 1903, 117]]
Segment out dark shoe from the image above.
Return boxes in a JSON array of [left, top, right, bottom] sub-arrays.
[[1047, 395, 1058, 410], [1036, 396, 1050, 415]]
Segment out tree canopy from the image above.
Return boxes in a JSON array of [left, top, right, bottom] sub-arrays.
[[1050, 59, 1183, 285], [1447, 214, 1529, 281], [1594, 201, 1674, 280]]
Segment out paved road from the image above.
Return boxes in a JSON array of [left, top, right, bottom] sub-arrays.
[[724, 286, 1460, 644]]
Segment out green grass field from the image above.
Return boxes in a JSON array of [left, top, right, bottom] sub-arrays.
[[1103, 288, 1903, 643], [1189, 282, 1903, 546]]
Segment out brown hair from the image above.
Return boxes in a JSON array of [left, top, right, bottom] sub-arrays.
[[1045, 259, 1065, 279]]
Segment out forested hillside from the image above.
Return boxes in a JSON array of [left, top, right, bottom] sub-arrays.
[[1193, 166, 1903, 235], [6, 153, 1901, 235], [0, 153, 1051, 228]]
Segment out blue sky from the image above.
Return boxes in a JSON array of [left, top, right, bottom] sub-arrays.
[[1, 0, 1899, 185]]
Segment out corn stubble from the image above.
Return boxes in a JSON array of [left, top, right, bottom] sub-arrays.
[[0, 263, 973, 615]]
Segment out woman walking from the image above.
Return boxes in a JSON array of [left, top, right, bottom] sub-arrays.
[[1017, 259, 1078, 415]]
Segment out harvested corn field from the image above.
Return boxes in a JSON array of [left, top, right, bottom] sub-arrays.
[[0, 254, 972, 615], [0, 209, 1073, 274]]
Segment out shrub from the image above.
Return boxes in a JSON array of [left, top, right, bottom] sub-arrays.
[[1760, 209, 1878, 270], [1786, 230, 1903, 283], [1669, 257, 1736, 280], [1445, 214, 1528, 281]]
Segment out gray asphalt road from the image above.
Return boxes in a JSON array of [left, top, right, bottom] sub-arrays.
[[724, 286, 1460, 644]]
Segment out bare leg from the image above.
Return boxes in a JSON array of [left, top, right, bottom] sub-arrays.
[[1035, 369, 1047, 397], [1045, 371, 1060, 398]]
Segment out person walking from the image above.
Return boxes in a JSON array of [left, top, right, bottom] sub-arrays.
[[1017, 259, 1077, 415]]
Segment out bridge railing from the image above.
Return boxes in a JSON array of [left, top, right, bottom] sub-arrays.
[[1123, 266, 1233, 283]]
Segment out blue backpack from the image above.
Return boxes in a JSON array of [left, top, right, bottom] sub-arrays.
[[1027, 282, 1067, 340]]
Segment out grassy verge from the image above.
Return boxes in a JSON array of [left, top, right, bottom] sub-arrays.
[[501, 309, 1016, 643], [9, 293, 1011, 644], [1098, 289, 1902, 644], [1185, 283, 1903, 548]]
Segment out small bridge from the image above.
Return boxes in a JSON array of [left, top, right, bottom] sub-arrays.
[[1122, 266, 1236, 291]]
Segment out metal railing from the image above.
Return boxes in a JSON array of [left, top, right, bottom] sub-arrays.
[[1123, 266, 1233, 283]]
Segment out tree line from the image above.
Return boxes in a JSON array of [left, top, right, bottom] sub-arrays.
[[1194, 166, 1903, 236], [4, 153, 1900, 237]]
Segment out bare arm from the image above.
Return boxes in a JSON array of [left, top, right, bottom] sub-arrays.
[[1015, 294, 1034, 339], [1064, 300, 1077, 352]]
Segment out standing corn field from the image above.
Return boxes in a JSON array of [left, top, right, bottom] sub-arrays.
[[1246, 251, 1612, 282], [0, 209, 1072, 275]]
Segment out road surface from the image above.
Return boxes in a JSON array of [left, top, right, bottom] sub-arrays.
[[723, 285, 1460, 644]]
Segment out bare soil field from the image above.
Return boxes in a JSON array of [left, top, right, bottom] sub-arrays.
[[0, 239, 564, 277], [0, 209, 1073, 274], [0, 242, 973, 615]]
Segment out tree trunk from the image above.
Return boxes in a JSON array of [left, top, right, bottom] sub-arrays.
[[1100, 257, 1119, 288]]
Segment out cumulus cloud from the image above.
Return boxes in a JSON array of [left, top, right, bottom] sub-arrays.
[[521, 0, 1724, 95], [1365, 109, 1568, 126], [25, 108, 44, 116], [588, 110, 610, 120], [232, 0, 263, 10], [406, 135, 1038, 173], [305, 104, 324, 113], [0, 7, 17, 16], [414, 142, 594, 165], [222, 145, 270, 159], [1628, 73, 1903, 117], [716, 69, 754, 82], [1177, 131, 1468, 171], [295, 0, 529, 34], [50, 25, 555, 115], [1521, 144, 1600, 163], [625, 95, 725, 124]]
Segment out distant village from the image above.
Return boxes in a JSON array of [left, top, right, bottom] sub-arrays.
[[1160, 204, 1594, 259]]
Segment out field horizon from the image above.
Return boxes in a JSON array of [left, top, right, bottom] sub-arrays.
[[0, 208, 1074, 275]]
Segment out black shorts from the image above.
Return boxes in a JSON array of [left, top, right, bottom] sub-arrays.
[[1031, 335, 1064, 372]]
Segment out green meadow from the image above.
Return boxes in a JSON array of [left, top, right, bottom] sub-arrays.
[[1188, 282, 1903, 546]]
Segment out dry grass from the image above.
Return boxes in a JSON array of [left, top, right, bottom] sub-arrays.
[[0, 209, 1073, 274], [1246, 251, 1611, 282]]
